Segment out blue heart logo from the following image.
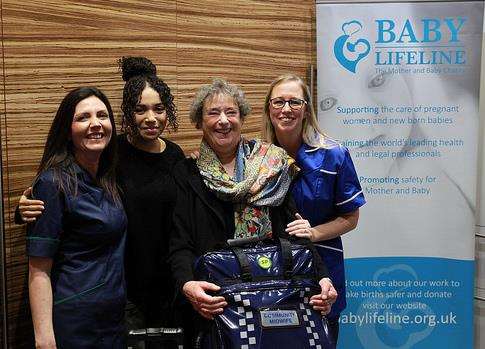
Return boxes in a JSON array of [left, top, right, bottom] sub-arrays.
[[333, 21, 371, 73], [356, 265, 435, 348]]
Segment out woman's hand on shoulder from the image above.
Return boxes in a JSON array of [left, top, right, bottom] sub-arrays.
[[188, 150, 200, 160], [285, 213, 316, 241], [310, 278, 338, 315], [19, 187, 45, 222], [182, 280, 227, 320]]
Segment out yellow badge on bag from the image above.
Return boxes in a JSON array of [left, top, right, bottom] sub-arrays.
[[258, 256, 272, 269]]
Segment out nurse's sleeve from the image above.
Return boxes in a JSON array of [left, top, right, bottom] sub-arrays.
[[26, 172, 65, 258], [334, 147, 366, 214]]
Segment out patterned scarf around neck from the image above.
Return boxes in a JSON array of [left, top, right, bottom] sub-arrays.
[[197, 137, 296, 239]]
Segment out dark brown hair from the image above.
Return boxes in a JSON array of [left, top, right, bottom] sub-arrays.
[[36, 86, 121, 205]]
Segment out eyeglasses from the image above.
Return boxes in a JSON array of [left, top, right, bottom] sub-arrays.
[[270, 98, 307, 110]]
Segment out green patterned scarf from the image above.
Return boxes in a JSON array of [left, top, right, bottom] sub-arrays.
[[197, 137, 296, 239]]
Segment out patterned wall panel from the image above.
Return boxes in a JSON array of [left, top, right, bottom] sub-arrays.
[[1, 2, 6, 346], [174, 0, 315, 150], [1, 1, 177, 346], [0, 1, 314, 346]]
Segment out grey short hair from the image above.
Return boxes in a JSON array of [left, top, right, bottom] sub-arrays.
[[189, 78, 251, 128]]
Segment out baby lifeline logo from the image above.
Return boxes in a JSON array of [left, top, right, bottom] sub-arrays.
[[334, 20, 371, 73]]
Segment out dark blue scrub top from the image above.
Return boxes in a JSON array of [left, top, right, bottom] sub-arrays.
[[291, 141, 365, 319], [26, 164, 127, 347]]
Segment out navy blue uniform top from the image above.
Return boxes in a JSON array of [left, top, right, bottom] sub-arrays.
[[26, 164, 127, 311], [291, 141, 365, 319]]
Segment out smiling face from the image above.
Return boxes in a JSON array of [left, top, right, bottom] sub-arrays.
[[71, 95, 112, 157], [201, 93, 242, 158], [134, 85, 167, 141], [269, 80, 307, 139]]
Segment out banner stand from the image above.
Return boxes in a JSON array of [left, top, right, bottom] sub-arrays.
[[316, 1, 483, 347]]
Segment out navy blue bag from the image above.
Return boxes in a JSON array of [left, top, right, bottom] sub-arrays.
[[194, 237, 336, 349]]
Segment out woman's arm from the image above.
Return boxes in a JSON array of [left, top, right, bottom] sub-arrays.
[[25, 171, 64, 348], [169, 160, 227, 318], [276, 194, 338, 313], [286, 209, 360, 242], [169, 162, 199, 292], [29, 256, 56, 349], [310, 209, 359, 241]]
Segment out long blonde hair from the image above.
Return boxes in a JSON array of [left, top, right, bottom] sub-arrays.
[[262, 74, 331, 149]]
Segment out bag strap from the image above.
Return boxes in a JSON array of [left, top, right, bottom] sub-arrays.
[[231, 246, 253, 282], [278, 237, 293, 280]]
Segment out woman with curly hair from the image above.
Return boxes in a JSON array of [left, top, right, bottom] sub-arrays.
[[18, 57, 185, 346], [116, 57, 184, 339]]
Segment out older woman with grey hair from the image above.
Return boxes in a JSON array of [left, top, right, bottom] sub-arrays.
[[169, 78, 337, 346]]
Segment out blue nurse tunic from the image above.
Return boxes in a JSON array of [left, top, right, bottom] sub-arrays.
[[26, 164, 127, 348], [291, 141, 366, 320]]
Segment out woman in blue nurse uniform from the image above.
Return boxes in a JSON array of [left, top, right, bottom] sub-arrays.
[[262, 74, 366, 343], [27, 87, 127, 348]]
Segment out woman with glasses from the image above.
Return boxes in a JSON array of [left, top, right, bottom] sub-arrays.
[[262, 74, 366, 342], [169, 78, 337, 347]]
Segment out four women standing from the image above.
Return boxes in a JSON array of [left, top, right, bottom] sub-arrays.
[[20, 63, 364, 347]]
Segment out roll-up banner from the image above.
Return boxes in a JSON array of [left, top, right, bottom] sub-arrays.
[[316, 1, 483, 348], [479, 12, 485, 297]]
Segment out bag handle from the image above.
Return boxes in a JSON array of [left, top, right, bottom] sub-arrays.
[[279, 237, 293, 280], [227, 237, 294, 281], [231, 246, 253, 282], [227, 235, 267, 247]]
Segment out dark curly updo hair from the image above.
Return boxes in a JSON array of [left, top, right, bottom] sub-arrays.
[[118, 56, 178, 135]]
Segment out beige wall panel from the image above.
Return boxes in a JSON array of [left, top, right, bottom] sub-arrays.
[[2, 1, 176, 346], [174, 0, 315, 151]]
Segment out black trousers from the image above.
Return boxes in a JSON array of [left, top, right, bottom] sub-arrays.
[[328, 318, 340, 344]]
